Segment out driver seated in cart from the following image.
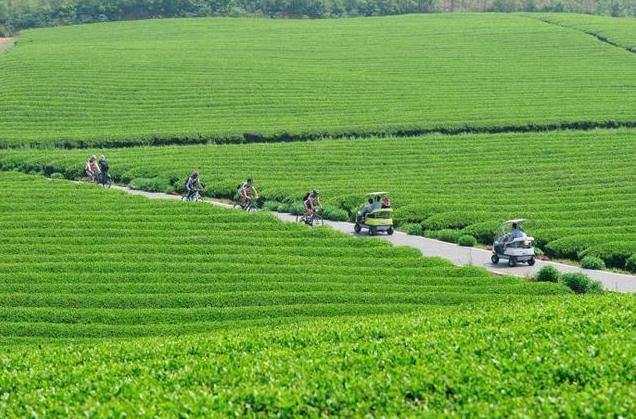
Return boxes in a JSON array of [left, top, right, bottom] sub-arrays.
[[506, 222, 526, 243], [357, 198, 375, 222]]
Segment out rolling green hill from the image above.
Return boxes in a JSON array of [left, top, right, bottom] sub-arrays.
[[1, 295, 634, 416], [1, 14, 636, 146], [4, 128, 634, 269], [0, 171, 567, 344]]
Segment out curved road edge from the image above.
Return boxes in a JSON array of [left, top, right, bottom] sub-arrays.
[[117, 185, 636, 293]]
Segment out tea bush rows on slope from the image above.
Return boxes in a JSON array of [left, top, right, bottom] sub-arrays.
[[0, 172, 567, 343], [0, 296, 633, 416], [1, 14, 636, 146], [4, 128, 634, 268], [536, 13, 636, 52]]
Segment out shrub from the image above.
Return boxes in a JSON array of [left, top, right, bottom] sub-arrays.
[[401, 223, 423, 236], [559, 272, 603, 294], [289, 202, 306, 216], [534, 265, 560, 283], [462, 221, 498, 244], [129, 177, 174, 193], [626, 254, 636, 273], [458, 235, 476, 247], [580, 256, 605, 270], [262, 201, 282, 211], [432, 229, 463, 244], [49, 172, 65, 180], [321, 206, 349, 221]]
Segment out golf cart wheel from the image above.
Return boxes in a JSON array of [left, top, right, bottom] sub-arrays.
[[508, 257, 517, 267], [387, 227, 394, 235], [491, 254, 499, 264], [368, 227, 377, 236], [354, 223, 362, 234], [527, 257, 536, 266]]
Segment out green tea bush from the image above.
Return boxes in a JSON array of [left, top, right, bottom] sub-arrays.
[[458, 235, 477, 247], [49, 172, 65, 179], [580, 255, 606, 270], [626, 254, 636, 273], [426, 229, 463, 244], [262, 201, 282, 211], [401, 223, 423, 236], [558, 272, 603, 294], [129, 177, 175, 193], [321, 206, 349, 221], [462, 221, 498, 244], [534, 265, 560, 283]]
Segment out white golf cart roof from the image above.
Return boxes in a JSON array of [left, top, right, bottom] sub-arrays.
[[366, 192, 389, 196], [503, 219, 527, 225]]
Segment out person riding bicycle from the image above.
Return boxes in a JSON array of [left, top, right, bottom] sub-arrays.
[[98, 155, 109, 175], [85, 155, 100, 181], [303, 190, 322, 218], [185, 171, 203, 200], [239, 177, 258, 207]]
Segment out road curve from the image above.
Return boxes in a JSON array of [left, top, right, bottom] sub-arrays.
[[116, 185, 636, 293]]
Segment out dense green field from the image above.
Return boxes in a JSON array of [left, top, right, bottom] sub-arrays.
[[538, 13, 636, 51], [1, 14, 636, 146], [4, 128, 635, 269], [0, 171, 568, 344], [1, 296, 634, 416]]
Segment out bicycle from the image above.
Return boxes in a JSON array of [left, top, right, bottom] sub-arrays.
[[297, 206, 324, 226], [183, 189, 204, 202]]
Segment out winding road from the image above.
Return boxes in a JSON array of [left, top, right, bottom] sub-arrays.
[[118, 185, 636, 293]]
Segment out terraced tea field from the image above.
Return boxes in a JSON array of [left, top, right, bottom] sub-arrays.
[[1, 14, 636, 146], [1, 295, 634, 416], [1, 12, 635, 415], [5, 128, 634, 269], [0, 171, 568, 344], [538, 13, 636, 52]]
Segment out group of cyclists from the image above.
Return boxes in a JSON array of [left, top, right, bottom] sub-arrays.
[[85, 157, 380, 223], [85, 155, 110, 185]]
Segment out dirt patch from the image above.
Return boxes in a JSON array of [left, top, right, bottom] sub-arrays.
[[0, 37, 15, 54]]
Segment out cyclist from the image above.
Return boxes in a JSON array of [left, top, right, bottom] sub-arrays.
[[85, 155, 100, 182], [303, 190, 321, 218], [239, 177, 258, 207], [185, 171, 203, 201]]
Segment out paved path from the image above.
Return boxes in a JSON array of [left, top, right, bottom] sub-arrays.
[[112, 185, 636, 293], [0, 37, 15, 54]]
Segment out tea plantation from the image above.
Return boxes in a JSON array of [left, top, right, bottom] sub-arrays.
[[1, 295, 634, 416], [1, 14, 636, 146], [0, 171, 570, 345], [4, 128, 635, 270], [1, 11, 635, 415]]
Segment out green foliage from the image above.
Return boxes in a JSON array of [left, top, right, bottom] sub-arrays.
[[2, 15, 636, 147], [129, 177, 175, 193], [321, 205, 349, 221], [626, 254, 636, 273], [0, 296, 633, 415], [49, 172, 65, 179], [534, 265, 561, 282], [0, 171, 569, 341], [426, 229, 464, 244], [401, 223, 423, 236], [3, 128, 635, 267], [559, 272, 603, 294], [262, 200, 282, 211], [580, 255, 605, 270], [457, 235, 477, 247]]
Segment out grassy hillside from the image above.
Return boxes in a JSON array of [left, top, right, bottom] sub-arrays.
[[4, 128, 635, 269], [1, 14, 636, 146], [0, 171, 568, 344], [1, 296, 634, 416], [537, 13, 636, 51]]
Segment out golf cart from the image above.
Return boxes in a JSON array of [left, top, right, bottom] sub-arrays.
[[354, 192, 393, 236], [491, 219, 536, 267]]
